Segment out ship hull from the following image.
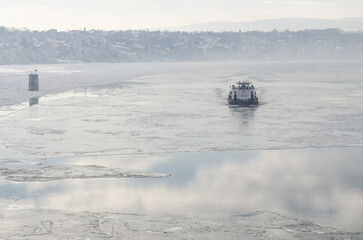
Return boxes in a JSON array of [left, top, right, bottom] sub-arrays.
[[228, 98, 259, 105]]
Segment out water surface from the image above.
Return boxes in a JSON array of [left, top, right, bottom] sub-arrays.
[[0, 61, 362, 238]]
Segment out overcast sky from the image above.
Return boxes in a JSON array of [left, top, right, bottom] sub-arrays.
[[0, 0, 362, 30]]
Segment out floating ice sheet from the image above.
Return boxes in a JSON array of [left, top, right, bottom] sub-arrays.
[[1, 165, 170, 182], [0, 209, 361, 240]]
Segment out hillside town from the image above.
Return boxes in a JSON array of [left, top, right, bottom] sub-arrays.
[[1, 26, 363, 65]]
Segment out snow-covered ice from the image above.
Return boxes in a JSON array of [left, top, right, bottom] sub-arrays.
[[0, 207, 361, 240]]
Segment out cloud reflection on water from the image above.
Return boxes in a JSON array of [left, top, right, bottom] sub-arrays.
[[12, 147, 363, 232]]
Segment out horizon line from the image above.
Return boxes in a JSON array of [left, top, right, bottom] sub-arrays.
[[2, 17, 363, 32]]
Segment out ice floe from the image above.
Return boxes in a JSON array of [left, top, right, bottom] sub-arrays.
[[0, 164, 170, 182]]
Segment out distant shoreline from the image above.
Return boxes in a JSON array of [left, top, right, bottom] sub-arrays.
[[1, 27, 363, 65]]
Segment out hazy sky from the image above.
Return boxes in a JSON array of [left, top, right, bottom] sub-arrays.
[[0, 0, 362, 30]]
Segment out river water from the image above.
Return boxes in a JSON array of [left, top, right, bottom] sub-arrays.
[[0, 61, 362, 239]]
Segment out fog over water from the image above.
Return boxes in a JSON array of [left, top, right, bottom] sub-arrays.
[[0, 61, 362, 239]]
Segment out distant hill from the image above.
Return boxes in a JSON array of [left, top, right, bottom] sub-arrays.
[[165, 18, 363, 32]]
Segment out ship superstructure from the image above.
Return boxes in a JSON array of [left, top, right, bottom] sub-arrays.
[[228, 81, 258, 105]]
